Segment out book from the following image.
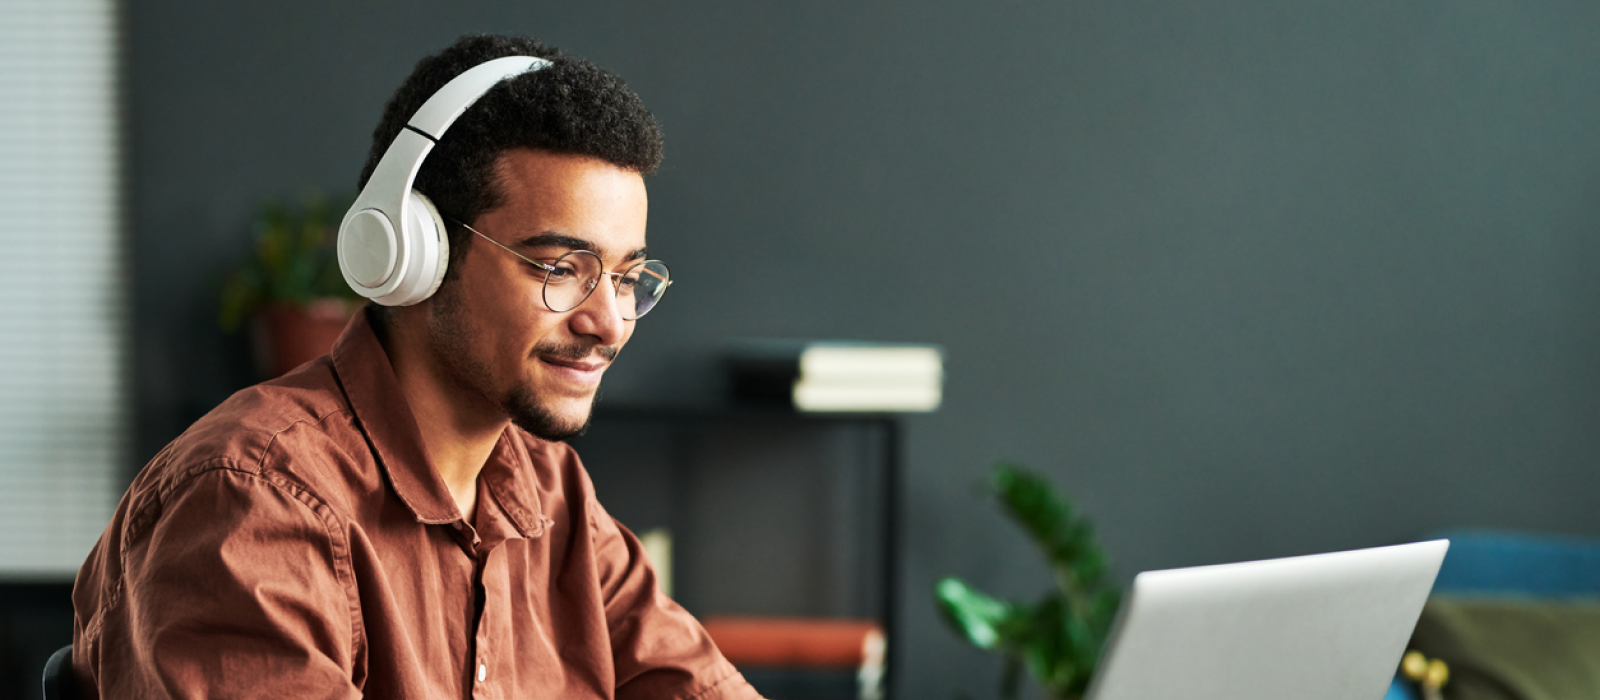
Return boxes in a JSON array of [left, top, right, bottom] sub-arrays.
[[791, 381, 941, 413], [703, 616, 886, 700], [725, 340, 943, 413], [701, 616, 883, 668]]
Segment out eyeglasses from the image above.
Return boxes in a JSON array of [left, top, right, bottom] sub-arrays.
[[457, 220, 672, 320]]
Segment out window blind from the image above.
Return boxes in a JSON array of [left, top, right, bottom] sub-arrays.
[[0, 0, 124, 577]]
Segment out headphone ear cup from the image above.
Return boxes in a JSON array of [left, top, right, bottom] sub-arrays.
[[407, 191, 451, 303], [340, 56, 548, 306]]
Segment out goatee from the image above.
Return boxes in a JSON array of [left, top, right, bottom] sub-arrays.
[[506, 384, 600, 442]]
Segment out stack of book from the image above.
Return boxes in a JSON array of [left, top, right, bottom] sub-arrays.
[[701, 616, 885, 700], [725, 340, 944, 413]]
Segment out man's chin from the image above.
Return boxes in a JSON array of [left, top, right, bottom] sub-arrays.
[[506, 388, 599, 442]]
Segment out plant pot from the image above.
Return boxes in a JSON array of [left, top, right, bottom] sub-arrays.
[[250, 299, 359, 378]]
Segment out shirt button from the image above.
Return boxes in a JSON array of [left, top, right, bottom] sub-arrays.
[[477, 663, 487, 682]]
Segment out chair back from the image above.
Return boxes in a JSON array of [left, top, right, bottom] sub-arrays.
[[42, 644, 76, 700], [1431, 529, 1600, 597]]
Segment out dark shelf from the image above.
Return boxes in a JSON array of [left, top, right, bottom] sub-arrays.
[[572, 405, 902, 700]]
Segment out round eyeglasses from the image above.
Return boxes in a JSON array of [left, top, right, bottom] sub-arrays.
[[458, 221, 672, 320]]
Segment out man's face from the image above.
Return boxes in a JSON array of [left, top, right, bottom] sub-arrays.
[[425, 148, 649, 440]]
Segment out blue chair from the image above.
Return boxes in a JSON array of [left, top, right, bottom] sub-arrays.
[[1429, 529, 1600, 597], [1386, 529, 1600, 700]]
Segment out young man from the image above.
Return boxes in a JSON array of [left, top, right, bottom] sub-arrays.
[[72, 35, 760, 699]]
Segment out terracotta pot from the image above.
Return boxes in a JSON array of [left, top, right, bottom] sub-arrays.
[[250, 299, 359, 378]]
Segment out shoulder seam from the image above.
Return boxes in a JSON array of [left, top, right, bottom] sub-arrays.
[[251, 407, 368, 661], [106, 459, 367, 666], [253, 406, 356, 473]]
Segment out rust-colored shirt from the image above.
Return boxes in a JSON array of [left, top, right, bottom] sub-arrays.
[[72, 311, 759, 700]]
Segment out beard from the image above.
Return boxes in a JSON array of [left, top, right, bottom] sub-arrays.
[[504, 382, 598, 441], [426, 281, 608, 442]]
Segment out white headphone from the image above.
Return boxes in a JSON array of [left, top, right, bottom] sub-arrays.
[[338, 55, 552, 306]]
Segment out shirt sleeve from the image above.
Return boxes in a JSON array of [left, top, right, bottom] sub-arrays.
[[74, 464, 363, 700], [587, 494, 762, 700]]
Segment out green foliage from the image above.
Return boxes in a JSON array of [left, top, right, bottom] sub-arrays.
[[936, 463, 1121, 700], [218, 191, 359, 332]]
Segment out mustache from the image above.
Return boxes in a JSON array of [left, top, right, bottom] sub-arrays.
[[533, 341, 617, 363]]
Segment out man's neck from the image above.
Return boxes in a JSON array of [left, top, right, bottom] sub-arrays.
[[375, 309, 506, 524]]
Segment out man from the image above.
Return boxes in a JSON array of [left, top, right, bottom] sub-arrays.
[[72, 35, 761, 699]]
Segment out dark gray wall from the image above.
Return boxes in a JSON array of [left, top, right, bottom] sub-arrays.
[[128, 1, 1600, 696]]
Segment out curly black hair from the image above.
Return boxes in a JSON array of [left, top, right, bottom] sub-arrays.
[[358, 34, 663, 281]]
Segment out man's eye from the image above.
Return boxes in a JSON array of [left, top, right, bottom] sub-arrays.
[[543, 264, 580, 282]]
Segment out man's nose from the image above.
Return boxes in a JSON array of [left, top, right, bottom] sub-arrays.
[[568, 277, 628, 343]]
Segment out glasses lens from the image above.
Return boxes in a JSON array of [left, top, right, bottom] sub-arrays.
[[619, 261, 671, 320], [541, 250, 603, 313]]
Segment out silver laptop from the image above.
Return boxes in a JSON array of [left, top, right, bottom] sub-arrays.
[[1087, 540, 1448, 700]]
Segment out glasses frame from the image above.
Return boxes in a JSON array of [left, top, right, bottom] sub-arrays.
[[453, 219, 671, 320]]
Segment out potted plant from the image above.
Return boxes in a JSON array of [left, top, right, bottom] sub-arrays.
[[219, 192, 362, 378], [936, 463, 1122, 700]]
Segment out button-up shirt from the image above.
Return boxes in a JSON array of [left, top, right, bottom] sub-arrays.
[[72, 310, 759, 700]]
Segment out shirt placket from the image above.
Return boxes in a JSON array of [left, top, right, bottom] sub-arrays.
[[463, 445, 535, 699], [471, 544, 502, 700], [449, 520, 495, 699], [465, 489, 522, 699]]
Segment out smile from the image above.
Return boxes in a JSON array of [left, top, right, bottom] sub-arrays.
[[539, 355, 608, 386]]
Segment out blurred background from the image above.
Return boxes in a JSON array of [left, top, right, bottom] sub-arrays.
[[3, 0, 1598, 698]]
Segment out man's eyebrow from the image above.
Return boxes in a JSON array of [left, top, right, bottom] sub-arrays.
[[512, 232, 595, 253], [513, 232, 651, 263]]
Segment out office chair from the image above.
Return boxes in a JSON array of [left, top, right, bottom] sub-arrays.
[[43, 644, 77, 700], [1385, 529, 1600, 700]]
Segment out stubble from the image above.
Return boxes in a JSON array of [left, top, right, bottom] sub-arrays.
[[427, 280, 599, 442]]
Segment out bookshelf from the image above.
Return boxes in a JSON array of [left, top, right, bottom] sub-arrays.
[[571, 404, 901, 700]]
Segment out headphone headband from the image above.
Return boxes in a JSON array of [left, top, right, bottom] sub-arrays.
[[339, 55, 553, 306]]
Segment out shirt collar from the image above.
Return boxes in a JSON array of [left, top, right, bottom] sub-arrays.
[[330, 307, 546, 537]]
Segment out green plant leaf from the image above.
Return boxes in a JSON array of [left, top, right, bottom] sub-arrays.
[[938, 463, 1121, 700], [1020, 594, 1069, 689], [989, 463, 1116, 602], [218, 190, 360, 332], [935, 577, 1017, 650], [990, 464, 1082, 566]]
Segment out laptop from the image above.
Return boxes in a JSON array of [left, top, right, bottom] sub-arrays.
[[1086, 539, 1449, 700]]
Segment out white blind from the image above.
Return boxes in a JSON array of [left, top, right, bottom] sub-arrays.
[[0, 0, 124, 577]]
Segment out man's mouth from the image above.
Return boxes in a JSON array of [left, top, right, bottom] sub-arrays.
[[535, 344, 617, 387], [540, 356, 607, 373]]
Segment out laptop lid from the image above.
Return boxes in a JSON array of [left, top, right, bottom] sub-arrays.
[[1086, 539, 1448, 700]]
